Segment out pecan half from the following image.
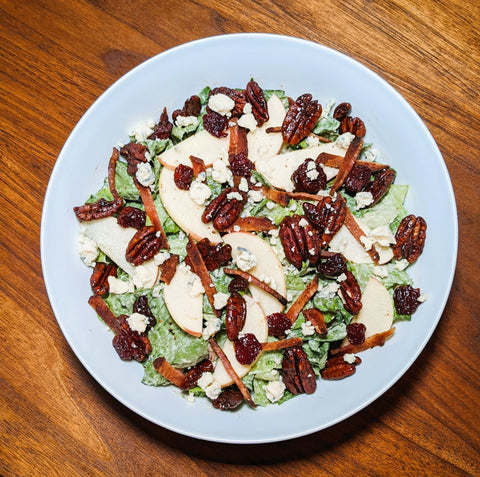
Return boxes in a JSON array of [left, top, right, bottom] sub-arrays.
[[281, 346, 317, 395], [339, 271, 362, 314], [279, 214, 321, 269], [196, 238, 232, 271], [339, 116, 366, 137], [90, 262, 117, 295], [303, 195, 347, 248], [225, 292, 246, 341], [125, 225, 163, 266], [364, 167, 396, 206], [321, 360, 356, 380], [333, 102, 351, 121], [282, 94, 322, 145], [393, 214, 427, 263], [245, 80, 269, 126], [185, 359, 214, 389], [201, 188, 247, 231]]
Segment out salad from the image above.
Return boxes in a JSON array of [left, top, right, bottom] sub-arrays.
[[74, 81, 427, 410]]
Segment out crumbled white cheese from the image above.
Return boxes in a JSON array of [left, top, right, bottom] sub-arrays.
[[132, 120, 155, 142], [205, 380, 222, 400], [197, 371, 214, 390], [343, 353, 356, 364], [320, 98, 336, 118], [234, 246, 257, 271], [247, 189, 264, 203], [213, 292, 230, 310], [301, 320, 316, 336], [243, 102, 252, 114], [189, 180, 211, 205], [135, 162, 155, 188], [298, 218, 309, 228], [238, 112, 257, 131], [394, 259, 410, 271], [355, 191, 374, 210], [78, 229, 98, 267], [151, 282, 164, 298], [108, 276, 134, 294], [266, 200, 275, 210], [306, 167, 320, 180], [337, 273, 347, 282], [187, 272, 205, 297], [233, 225, 241, 232], [305, 135, 320, 147], [364, 147, 377, 162], [417, 293, 429, 303], [127, 312, 149, 333], [133, 265, 158, 289], [360, 235, 376, 251], [175, 115, 198, 128], [369, 225, 396, 247], [316, 282, 340, 299], [211, 159, 233, 184], [372, 265, 389, 278], [265, 380, 286, 403], [238, 177, 249, 192], [335, 132, 355, 149], [202, 317, 222, 340], [226, 191, 243, 201], [208, 93, 235, 117], [154, 251, 171, 266]]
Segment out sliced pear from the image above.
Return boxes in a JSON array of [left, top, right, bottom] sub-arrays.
[[158, 129, 230, 169], [247, 94, 286, 163], [254, 142, 346, 191], [222, 231, 286, 316], [213, 295, 268, 387], [158, 167, 221, 243], [163, 265, 203, 337], [351, 276, 394, 337], [81, 216, 159, 288]]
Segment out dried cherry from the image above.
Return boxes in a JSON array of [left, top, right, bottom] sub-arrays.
[[212, 387, 244, 411], [393, 285, 421, 315], [346, 322, 366, 346], [173, 164, 194, 190], [267, 312, 292, 338], [234, 333, 262, 365], [117, 206, 146, 229]]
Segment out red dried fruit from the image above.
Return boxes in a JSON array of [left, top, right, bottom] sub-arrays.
[[267, 312, 292, 338], [212, 387, 244, 411], [120, 142, 148, 175], [173, 164, 194, 190], [346, 322, 366, 346], [228, 276, 249, 293], [234, 333, 262, 365], [90, 262, 117, 295], [317, 253, 347, 277], [149, 107, 173, 140], [185, 359, 214, 389], [117, 206, 146, 229], [196, 238, 232, 271], [229, 151, 254, 177], [393, 285, 422, 315], [203, 107, 230, 138], [172, 95, 202, 122], [133, 295, 156, 330], [344, 163, 372, 194], [291, 158, 327, 194]]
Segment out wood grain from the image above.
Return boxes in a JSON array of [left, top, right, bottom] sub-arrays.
[[1, 0, 479, 475]]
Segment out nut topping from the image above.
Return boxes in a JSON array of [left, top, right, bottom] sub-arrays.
[[339, 271, 362, 314], [201, 188, 247, 231], [364, 167, 396, 206], [125, 225, 163, 266], [225, 292, 247, 341], [281, 94, 322, 145], [245, 80, 269, 126], [281, 346, 317, 395], [90, 262, 117, 295], [393, 214, 427, 263]]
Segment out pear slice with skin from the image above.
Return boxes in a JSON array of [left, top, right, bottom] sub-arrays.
[[222, 231, 287, 316], [81, 216, 159, 288], [158, 166, 221, 243], [213, 295, 268, 387], [158, 129, 230, 169], [247, 94, 286, 163], [163, 264, 204, 337]]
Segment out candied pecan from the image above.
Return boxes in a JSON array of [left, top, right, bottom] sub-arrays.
[[228, 276, 249, 293], [201, 188, 247, 231], [339, 272, 362, 314], [117, 206, 146, 229], [281, 346, 316, 395], [149, 107, 173, 140], [225, 292, 247, 341], [185, 359, 214, 389], [317, 253, 348, 277], [267, 312, 292, 338], [364, 167, 396, 206], [291, 158, 327, 194], [346, 322, 366, 345], [172, 95, 202, 122], [279, 215, 321, 269], [393, 214, 427, 263], [303, 195, 346, 248], [282, 94, 322, 145], [339, 116, 366, 137], [112, 314, 151, 361], [212, 387, 244, 411], [344, 163, 373, 195], [203, 107, 230, 138], [90, 262, 117, 295], [321, 361, 356, 380], [333, 102, 352, 121], [133, 295, 156, 330], [245, 80, 269, 126], [235, 333, 262, 365], [120, 142, 148, 175], [125, 225, 163, 266], [393, 285, 422, 315], [173, 164, 194, 190], [229, 151, 254, 177], [210, 86, 246, 117]]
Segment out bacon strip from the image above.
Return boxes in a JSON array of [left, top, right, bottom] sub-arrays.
[[223, 267, 287, 306], [261, 186, 290, 206], [187, 236, 221, 317], [331, 328, 395, 356], [302, 308, 328, 336], [189, 155, 206, 177], [344, 208, 380, 264], [262, 337, 303, 352], [224, 216, 277, 233], [88, 294, 117, 331], [208, 338, 256, 408], [285, 275, 319, 324], [158, 254, 179, 284], [330, 136, 363, 195], [153, 357, 188, 389]]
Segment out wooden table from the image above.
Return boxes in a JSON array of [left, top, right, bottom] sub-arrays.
[[1, 1, 479, 475]]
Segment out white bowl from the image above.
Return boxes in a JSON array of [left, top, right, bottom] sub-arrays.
[[41, 33, 457, 444]]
